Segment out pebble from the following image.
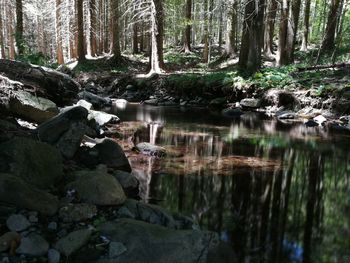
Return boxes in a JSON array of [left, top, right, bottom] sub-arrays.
[[48, 249, 60, 263], [6, 214, 31, 232], [48, 222, 58, 231]]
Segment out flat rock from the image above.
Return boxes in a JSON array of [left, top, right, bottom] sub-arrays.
[[59, 203, 97, 222], [66, 167, 126, 206], [76, 99, 93, 110], [136, 142, 166, 157], [88, 110, 119, 126], [9, 90, 59, 123], [55, 229, 92, 257], [16, 233, 49, 256], [144, 99, 158, 106], [97, 219, 219, 263], [276, 111, 297, 120], [240, 98, 261, 108], [0, 173, 59, 215], [78, 91, 112, 109], [6, 214, 30, 232]]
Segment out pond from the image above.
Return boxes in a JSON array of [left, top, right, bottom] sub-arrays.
[[112, 103, 350, 263]]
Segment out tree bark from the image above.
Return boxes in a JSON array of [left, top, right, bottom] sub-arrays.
[[263, 0, 278, 57], [0, 2, 5, 59], [112, 0, 121, 60], [203, 0, 209, 63], [56, 0, 64, 64], [300, 0, 311, 51], [182, 0, 192, 53], [224, 0, 237, 57], [8, 3, 15, 59], [90, 0, 98, 56], [320, 0, 341, 54], [77, 0, 85, 61], [238, 0, 265, 73], [277, 0, 291, 66], [149, 0, 164, 74], [15, 0, 24, 55]]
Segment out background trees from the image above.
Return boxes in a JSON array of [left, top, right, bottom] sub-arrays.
[[0, 0, 348, 73]]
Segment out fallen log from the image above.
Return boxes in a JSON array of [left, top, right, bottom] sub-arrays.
[[296, 63, 350, 72], [0, 59, 80, 106]]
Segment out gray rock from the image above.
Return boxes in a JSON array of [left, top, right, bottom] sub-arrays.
[[136, 142, 166, 157], [0, 137, 63, 189], [76, 99, 93, 110], [16, 233, 49, 256], [262, 89, 300, 110], [109, 242, 127, 258], [78, 91, 112, 109], [9, 90, 59, 123], [276, 111, 297, 120], [144, 99, 158, 106], [305, 120, 319, 127], [240, 98, 261, 108], [112, 171, 138, 190], [28, 214, 38, 223], [35, 106, 89, 159], [6, 214, 30, 232], [48, 249, 60, 263], [88, 110, 119, 126], [55, 229, 92, 257], [48, 222, 58, 231], [91, 139, 131, 172], [0, 173, 59, 216], [222, 108, 243, 118], [59, 203, 97, 222], [66, 167, 126, 206], [98, 219, 219, 263]]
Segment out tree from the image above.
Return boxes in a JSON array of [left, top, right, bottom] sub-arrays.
[[277, 0, 291, 66], [56, 0, 64, 64], [149, 0, 165, 74], [112, 0, 121, 60], [300, 0, 311, 51], [238, 0, 265, 73], [77, 0, 85, 61], [182, 0, 192, 53], [90, 0, 98, 56], [224, 0, 237, 58], [16, 0, 24, 55], [263, 0, 278, 57]]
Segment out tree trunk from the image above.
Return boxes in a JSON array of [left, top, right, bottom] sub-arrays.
[[203, 0, 209, 63], [300, 0, 311, 51], [238, 0, 265, 73], [224, 0, 237, 57], [182, 0, 192, 53], [15, 0, 24, 55], [8, 3, 15, 59], [263, 0, 278, 57], [0, 3, 5, 59], [277, 0, 291, 66], [77, 0, 85, 61], [132, 7, 139, 54], [56, 0, 64, 64], [90, 0, 98, 56], [320, 0, 341, 54], [112, 0, 121, 60], [149, 0, 164, 74], [288, 0, 301, 62]]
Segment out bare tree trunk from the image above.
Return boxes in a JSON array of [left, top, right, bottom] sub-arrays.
[[263, 0, 278, 57], [15, 0, 24, 55], [90, 0, 97, 56], [224, 0, 237, 57], [238, 0, 265, 73], [288, 0, 301, 62], [77, 0, 85, 61], [149, 0, 164, 74], [8, 3, 15, 59], [112, 0, 121, 60], [182, 0, 192, 53], [0, 2, 5, 59], [300, 0, 311, 51], [203, 0, 209, 63], [56, 0, 64, 64], [277, 0, 290, 66], [132, 7, 139, 54], [320, 0, 341, 54]]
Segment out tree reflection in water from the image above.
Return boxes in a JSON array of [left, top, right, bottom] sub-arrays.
[[113, 104, 350, 263]]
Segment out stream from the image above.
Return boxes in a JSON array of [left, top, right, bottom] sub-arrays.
[[112, 103, 350, 263]]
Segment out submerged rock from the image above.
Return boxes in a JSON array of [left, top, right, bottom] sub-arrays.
[[6, 214, 30, 232], [136, 142, 166, 157], [222, 107, 243, 118], [16, 233, 49, 256], [55, 229, 92, 257], [109, 242, 127, 258], [98, 219, 219, 263]]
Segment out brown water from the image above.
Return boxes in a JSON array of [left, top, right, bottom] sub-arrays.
[[112, 103, 350, 263]]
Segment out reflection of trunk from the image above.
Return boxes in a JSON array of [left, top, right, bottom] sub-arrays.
[[216, 176, 226, 232], [303, 154, 322, 263], [147, 158, 159, 203], [178, 174, 184, 212]]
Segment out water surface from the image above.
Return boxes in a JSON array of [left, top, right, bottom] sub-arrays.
[[112, 103, 350, 263]]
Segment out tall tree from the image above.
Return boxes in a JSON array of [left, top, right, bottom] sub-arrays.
[[56, 0, 64, 64], [0, 1, 5, 58], [300, 0, 311, 51], [277, 0, 291, 66], [263, 0, 278, 57], [224, 0, 237, 58], [238, 0, 265, 73], [90, 0, 98, 56], [77, 0, 85, 61], [202, 0, 209, 62], [149, 0, 165, 74], [112, 0, 121, 59], [320, 0, 341, 54], [182, 0, 192, 53], [16, 0, 24, 55]]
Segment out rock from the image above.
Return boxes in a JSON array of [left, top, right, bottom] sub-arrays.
[[28, 213, 38, 223], [6, 214, 30, 232], [313, 115, 327, 125], [98, 219, 219, 263], [16, 233, 49, 256], [88, 110, 119, 126], [109, 242, 127, 258], [240, 98, 261, 108], [59, 203, 97, 222], [48, 222, 58, 231], [0, 173, 59, 215], [9, 90, 59, 123], [209, 97, 227, 108], [76, 99, 93, 110], [116, 199, 180, 229], [0, 137, 63, 189], [222, 107, 243, 118], [136, 142, 166, 157], [144, 99, 158, 106], [78, 91, 112, 109], [66, 167, 126, 206], [305, 120, 319, 127], [55, 229, 92, 257], [339, 115, 350, 124], [0, 232, 21, 252], [112, 170, 138, 190], [48, 249, 60, 263], [35, 106, 89, 158], [276, 111, 297, 120], [113, 99, 128, 110], [91, 139, 131, 172], [262, 89, 300, 110]]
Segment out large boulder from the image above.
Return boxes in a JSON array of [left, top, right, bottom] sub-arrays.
[[97, 219, 219, 263], [239, 98, 261, 109], [0, 173, 59, 215], [35, 106, 90, 158], [9, 90, 58, 123], [66, 167, 126, 206], [16, 233, 49, 256], [0, 137, 63, 189], [262, 89, 300, 110], [78, 91, 112, 109]]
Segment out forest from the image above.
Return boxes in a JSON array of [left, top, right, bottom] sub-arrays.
[[0, 0, 349, 263]]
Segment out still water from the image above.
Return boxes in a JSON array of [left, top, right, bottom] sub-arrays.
[[112, 103, 350, 263]]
